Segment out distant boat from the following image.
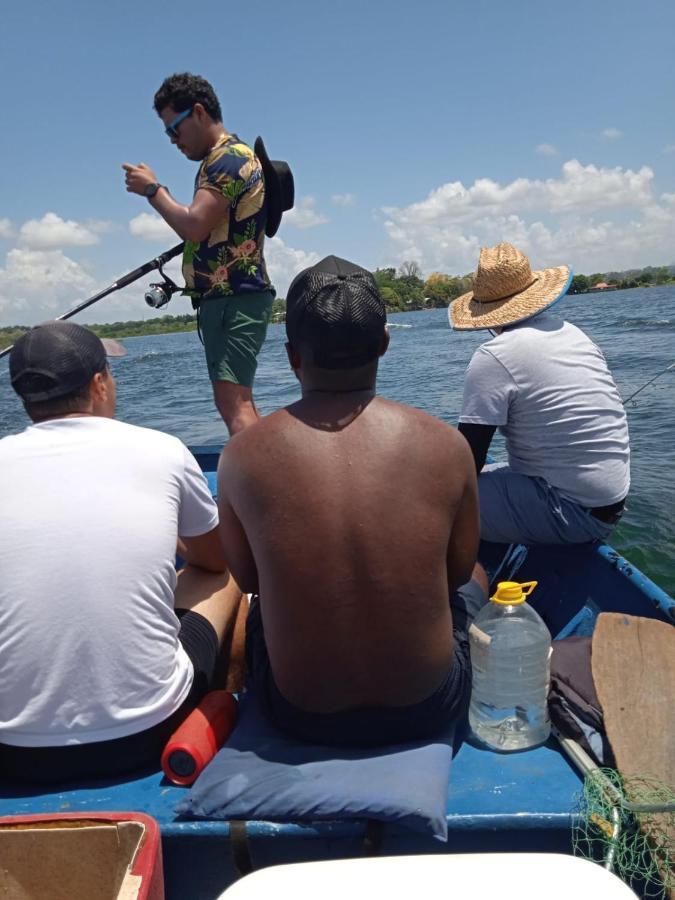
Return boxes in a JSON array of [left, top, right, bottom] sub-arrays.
[[386, 322, 413, 329]]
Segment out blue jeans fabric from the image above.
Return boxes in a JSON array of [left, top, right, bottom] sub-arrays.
[[479, 463, 615, 545]]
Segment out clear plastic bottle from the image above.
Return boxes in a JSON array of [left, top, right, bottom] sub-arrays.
[[468, 580, 551, 751]]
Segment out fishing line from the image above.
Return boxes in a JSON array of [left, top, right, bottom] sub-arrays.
[[623, 362, 675, 407]]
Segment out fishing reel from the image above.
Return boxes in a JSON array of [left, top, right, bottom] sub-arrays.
[[145, 261, 181, 309]]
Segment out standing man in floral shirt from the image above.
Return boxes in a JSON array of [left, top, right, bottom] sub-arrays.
[[123, 72, 293, 434]]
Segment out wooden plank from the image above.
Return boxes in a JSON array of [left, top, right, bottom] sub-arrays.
[[592, 613, 674, 895]]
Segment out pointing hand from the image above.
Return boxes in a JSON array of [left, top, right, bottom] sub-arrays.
[[122, 163, 158, 195]]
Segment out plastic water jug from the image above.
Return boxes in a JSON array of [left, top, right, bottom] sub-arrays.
[[468, 580, 551, 751]]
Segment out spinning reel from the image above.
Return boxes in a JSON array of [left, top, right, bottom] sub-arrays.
[[144, 260, 181, 309]]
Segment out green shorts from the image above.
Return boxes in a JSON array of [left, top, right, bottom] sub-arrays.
[[197, 290, 274, 387]]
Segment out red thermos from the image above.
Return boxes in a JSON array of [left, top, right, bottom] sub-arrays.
[[161, 690, 238, 786]]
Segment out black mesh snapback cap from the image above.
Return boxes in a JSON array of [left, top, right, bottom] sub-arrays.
[[10, 321, 126, 403], [285, 256, 386, 369]]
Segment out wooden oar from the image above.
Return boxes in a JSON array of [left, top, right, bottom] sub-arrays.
[[592, 613, 675, 895]]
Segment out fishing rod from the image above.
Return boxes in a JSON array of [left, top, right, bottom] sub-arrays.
[[0, 243, 185, 362], [623, 361, 675, 406]]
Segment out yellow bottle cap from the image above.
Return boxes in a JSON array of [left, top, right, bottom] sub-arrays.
[[490, 580, 538, 605]]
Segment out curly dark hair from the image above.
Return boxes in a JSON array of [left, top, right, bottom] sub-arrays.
[[153, 73, 222, 122]]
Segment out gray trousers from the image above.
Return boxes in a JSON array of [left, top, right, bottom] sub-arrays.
[[479, 464, 615, 545]]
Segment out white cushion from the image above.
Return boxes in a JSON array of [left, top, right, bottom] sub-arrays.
[[219, 853, 638, 899]]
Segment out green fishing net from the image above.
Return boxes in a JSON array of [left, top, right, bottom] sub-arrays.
[[572, 768, 674, 898]]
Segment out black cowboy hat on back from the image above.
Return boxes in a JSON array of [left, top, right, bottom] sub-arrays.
[[254, 137, 295, 238]]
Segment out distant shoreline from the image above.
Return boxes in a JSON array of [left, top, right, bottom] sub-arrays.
[[0, 281, 672, 350]]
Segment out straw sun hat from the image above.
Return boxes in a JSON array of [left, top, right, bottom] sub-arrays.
[[449, 242, 572, 330]]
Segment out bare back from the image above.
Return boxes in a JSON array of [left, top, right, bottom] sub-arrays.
[[218, 393, 478, 712]]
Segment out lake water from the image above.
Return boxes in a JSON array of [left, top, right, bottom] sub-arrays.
[[2, 286, 674, 595]]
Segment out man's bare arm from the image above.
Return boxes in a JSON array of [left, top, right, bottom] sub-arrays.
[[446, 438, 481, 594], [217, 460, 259, 593], [178, 525, 227, 573], [149, 187, 228, 243], [123, 162, 228, 243]]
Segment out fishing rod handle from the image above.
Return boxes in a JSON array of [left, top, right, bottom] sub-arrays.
[[114, 242, 184, 290]]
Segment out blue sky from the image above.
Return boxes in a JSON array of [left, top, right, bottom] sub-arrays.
[[1, 0, 674, 325]]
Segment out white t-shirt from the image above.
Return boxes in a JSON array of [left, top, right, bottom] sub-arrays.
[[459, 314, 630, 507], [0, 417, 219, 747]]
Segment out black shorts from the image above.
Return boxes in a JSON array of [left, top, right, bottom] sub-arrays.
[[0, 609, 219, 784], [246, 579, 487, 747]]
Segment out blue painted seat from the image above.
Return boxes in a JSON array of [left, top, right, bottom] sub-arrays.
[[0, 735, 585, 898]]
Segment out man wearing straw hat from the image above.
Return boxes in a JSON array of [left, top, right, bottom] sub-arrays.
[[449, 242, 630, 545]]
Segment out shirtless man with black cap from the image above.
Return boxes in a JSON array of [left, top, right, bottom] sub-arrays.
[[218, 256, 487, 746]]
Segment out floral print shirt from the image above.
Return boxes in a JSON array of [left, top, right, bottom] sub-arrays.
[[182, 133, 271, 299]]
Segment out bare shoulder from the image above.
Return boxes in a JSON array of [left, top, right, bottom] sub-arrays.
[[377, 397, 467, 440], [219, 409, 289, 466], [375, 397, 474, 471]]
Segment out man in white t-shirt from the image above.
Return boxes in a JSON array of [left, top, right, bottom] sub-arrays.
[[1, 321, 242, 782], [449, 242, 630, 545]]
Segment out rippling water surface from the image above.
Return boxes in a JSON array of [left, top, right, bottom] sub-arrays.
[[2, 286, 674, 594]]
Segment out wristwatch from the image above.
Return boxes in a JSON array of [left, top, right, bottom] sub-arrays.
[[144, 182, 162, 198]]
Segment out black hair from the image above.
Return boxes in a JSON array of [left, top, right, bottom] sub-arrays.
[[153, 73, 222, 121]]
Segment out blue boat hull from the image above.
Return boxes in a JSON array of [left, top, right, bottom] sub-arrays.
[[1, 446, 672, 899]]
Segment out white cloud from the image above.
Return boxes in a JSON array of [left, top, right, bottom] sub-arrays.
[[18, 212, 105, 249], [383, 160, 653, 225], [284, 196, 328, 229], [129, 212, 176, 242], [265, 236, 321, 297], [0, 218, 14, 238], [602, 127, 623, 140], [381, 159, 675, 276], [536, 143, 558, 156], [331, 193, 357, 206], [0, 248, 98, 324]]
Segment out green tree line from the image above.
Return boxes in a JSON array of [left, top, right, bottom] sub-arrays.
[[569, 265, 675, 294], [0, 314, 198, 351], [271, 261, 474, 320]]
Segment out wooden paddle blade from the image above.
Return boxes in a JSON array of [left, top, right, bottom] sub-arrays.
[[592, 612, 675, 896], [592, 612, 674, 785]]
